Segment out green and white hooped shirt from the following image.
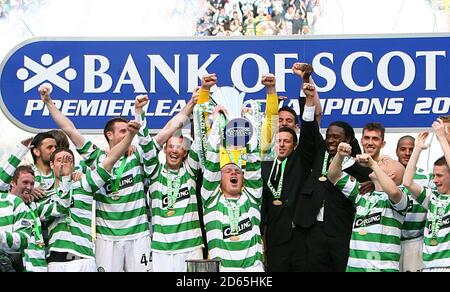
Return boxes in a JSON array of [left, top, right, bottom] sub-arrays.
[[43, 166, 111, 259], [412, 187, 450, 270], [137, 126, 204, 254], [401, 168, 435, 241], [335, 174, 408, 272], [201, 118, 264, 270], [77, 140, 149, 241]]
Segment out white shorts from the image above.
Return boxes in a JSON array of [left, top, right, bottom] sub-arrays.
[[220, 261, 265, 272], [152, 248, 203, 272], [48, 258, 96, 272], [95, 235, 152, 272], [400, 237, 424, 272]]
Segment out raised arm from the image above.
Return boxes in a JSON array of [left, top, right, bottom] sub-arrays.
[[201, 106, 228, 204], [135, 91, 199, 147], [433, 118, 450, 168], [295, 82, 319, 166], [0, 138, 31, 192], [260, 74, 279, 155], [403, 132, 429, 199], [102, 121, 140, 173], [292, 63, 322, 125], [328, 143, 352, 184], [39, 84, 85, 148], [242, 107, 263, 202], [357, 155, 404, 204], [198, 73, 217, 105]]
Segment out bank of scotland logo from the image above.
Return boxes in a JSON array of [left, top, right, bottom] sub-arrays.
[[16, 54, 77, 93]]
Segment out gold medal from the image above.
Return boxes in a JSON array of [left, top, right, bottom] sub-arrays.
[[430, 239, 438, 246], [319, 176, 327, 182], [65, 217, 72, 224], [167, 209, 176, 217], [359, 229, 367, 236], [230, 236, 240, 242], [37, 242, 45, 248], [111, 192, 120, 201], [273, 199, 283, 206]]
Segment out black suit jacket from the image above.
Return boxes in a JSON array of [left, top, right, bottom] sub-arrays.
[[261, 119, 316, 249], [294, 124, 372, 239]]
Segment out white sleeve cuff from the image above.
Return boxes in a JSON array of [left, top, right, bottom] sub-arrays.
[[153, 138, 162, 151], [342, 157, 356, 170], [302, 106, 316, 122], [16, 143, 29, 159], [392, 191, 408, 211]]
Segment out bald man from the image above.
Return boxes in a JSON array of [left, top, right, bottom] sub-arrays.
[[328, 146, 408, 272]]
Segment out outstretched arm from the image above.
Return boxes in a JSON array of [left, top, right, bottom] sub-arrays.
[[357, 155, 404, 204], [260, 74, 279, 155], [102, 121, 141, 173], [0, 137, 31, 192], [292, 63, 322, 125], [434, 118, 450, 168], [39, 84, 85, 148], [328, 143, 352, 184], [201, 106, 228, 204], [135, 91, 199, 147], [403, 132, 429, 199], [198, 73, 217, 105]]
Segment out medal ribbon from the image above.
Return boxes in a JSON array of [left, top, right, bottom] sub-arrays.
[[226, 199, 240, 236], [29, 208, 43, 245], [112, 157, 128, 194], [267, 158, 287, 201], [166, 169, 181, 210], [321, 151, 330, 178], [321, 152, 350, 179], [194, 103, 213, 166], [431, 195, 450, 240]]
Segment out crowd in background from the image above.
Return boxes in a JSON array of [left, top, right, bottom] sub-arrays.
[[195, 0, 322, 36], [0, 0, 46, 20]]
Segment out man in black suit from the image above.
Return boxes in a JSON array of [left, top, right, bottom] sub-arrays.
[[294, 120, 372, 272], [261, 82, 318, 272]]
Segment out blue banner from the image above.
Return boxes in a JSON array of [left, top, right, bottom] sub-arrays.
[[1, 36, 449, 133]]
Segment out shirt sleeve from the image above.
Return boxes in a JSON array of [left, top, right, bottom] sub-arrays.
[[0, 143, 28, 191], [260, 93, 278, 156], [0, 199, 33, 251], [391, 186, 409, 214], [76, 139, 105, 168], [334, 174, 360, 205], [137, 116, 162, 180], [302, 105, 316, 122], [201, 119, 222, 205]]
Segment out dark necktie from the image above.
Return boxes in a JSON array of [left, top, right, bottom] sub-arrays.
[[272, 161, 282, 189]]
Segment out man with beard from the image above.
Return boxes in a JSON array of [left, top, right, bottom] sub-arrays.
[[294, 116, 372, 271], [39, 84, 151, 272], [29, 133, 57, 197]]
